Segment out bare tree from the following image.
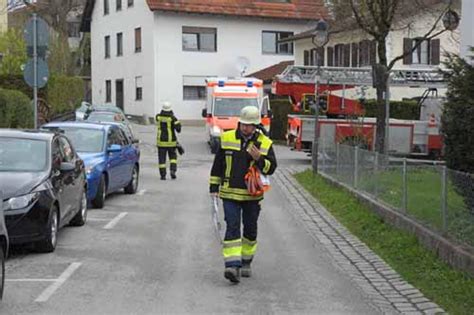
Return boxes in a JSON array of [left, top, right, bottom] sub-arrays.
[[329, 0, 459, 153]]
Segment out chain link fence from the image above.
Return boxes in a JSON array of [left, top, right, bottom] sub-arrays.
[[319, 142, 474, 249]]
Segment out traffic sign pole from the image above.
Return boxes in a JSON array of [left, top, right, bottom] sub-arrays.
[[33, 13, 38, 129]]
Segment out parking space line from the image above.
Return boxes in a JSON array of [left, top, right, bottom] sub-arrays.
[[86, 218, 111, 222], [35, 262, 82, 303], [103, 212, 128, 229], [137, 189, 147, 196]]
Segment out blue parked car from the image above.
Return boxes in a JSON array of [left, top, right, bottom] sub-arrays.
[[43, 122, 140, 208]]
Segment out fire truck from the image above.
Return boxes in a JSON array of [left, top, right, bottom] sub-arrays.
[[272, 66, 447, 157], [202, 77, 271, 153]]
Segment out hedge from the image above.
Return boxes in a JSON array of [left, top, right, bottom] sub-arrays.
[[46, 75, 84, 115], [0, 88, 33, 128], [363, 99, 420, 120]]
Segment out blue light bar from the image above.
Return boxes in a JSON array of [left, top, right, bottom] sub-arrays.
[[218, 80, 225, 87], [247, 81, 253, 88]]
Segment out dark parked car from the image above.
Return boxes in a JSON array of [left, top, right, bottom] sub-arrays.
[[0, 193, 9, 299], [42, 122, 140, 208], [0, 129, 87, 253]]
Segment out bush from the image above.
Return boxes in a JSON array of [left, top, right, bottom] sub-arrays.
[[47, 75, 84, 115], [270, 98, 294, 141], [0, 88, 33, 128], [363, 99, 420, 120]]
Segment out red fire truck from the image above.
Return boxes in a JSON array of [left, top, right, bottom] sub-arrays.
[[272, 66, 446, 157]]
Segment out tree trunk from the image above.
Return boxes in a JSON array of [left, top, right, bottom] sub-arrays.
[[374, 38, 389, 154]]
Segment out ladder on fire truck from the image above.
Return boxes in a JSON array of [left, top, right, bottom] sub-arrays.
[[276, 66, 448, 89]]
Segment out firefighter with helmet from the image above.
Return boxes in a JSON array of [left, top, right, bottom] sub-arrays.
[[156, 102, 181, 180], [209, 105, 277, 283]]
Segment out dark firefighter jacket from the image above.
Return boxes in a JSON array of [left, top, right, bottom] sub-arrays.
[[155, 110, 181, 147], [209, 129, 277, 201]]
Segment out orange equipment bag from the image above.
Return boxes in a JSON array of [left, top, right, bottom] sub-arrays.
[[244, 165, 270, 197]]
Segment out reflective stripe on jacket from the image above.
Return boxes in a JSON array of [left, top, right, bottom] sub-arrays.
[[156, 111, 181, 147]]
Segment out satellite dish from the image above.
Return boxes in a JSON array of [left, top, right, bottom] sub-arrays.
[[236, 56, 250, 77]]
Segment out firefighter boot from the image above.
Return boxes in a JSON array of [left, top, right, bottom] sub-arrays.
[[170, 171, 177, 180], [241, 261, 252, 278], [224, 267, 240, 283], [159, 168, 166, 180]]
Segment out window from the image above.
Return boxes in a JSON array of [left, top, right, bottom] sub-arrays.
[[58, 137, 75, 163], [105, 35, 110, 58], [358, 40, 376, 67], [117, 32, 123, 56], [183, 86, 207, 100], [116, 0, 122, 11], [67, 22, 80, 38], [304, 47, 324, 66], [128, 0, 134, 7], [403, 38, 440, 65], [106, 80, 112, 103], [182, 27, 217, 52], [333, 44, 350, 67], [135, 27, 142, 53], [262, 31, 294, 55], [135, 76, 143, 101], [104, 0, 109, 15]]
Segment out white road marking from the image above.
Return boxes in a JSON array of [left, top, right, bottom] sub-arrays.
[[137, 189, 146, 196], [103, 212, 128, 229], [35, 262, 82, 303], [86, 218, 111, 222], [6, 279, 56, 282]]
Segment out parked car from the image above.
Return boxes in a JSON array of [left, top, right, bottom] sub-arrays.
[[75, 102, 92, 121], [42, 122, 140, 208], [0, 193, 9, 299], [0, 129, 87, 253]]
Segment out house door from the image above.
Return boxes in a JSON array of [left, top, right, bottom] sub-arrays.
[[116, 79, 124, 110]]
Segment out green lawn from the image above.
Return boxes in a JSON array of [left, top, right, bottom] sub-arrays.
[[356, 166, 474, 248], [295, 170, 474, 315]]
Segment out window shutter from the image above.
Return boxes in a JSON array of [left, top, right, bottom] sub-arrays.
[[304, 50, 309, 66], [370, 40, 377, 65], [327, 46, 334, 67], [334, 45, 340, 67], [403, 38, 413, 65], [344, 44, 351, 67], [318, 47, 325, 66], [351, 43, 359, 67], [310, 48, 316, 65], [431, 39, 440, 65]]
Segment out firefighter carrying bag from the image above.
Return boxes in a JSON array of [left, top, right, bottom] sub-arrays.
[[244, 165, 270, 197]]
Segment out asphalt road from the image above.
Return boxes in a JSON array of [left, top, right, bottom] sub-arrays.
[[0, 125, 380, 314]]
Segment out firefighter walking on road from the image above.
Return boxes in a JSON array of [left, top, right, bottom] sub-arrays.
[[209, 106, 277, 284], [156, 102, 181, 180]]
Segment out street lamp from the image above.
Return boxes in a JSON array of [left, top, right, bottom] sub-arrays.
[[311, 19, 329, 174]]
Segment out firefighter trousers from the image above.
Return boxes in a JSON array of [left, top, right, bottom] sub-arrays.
[[158, 147, 177, 178], [222, 199, 261, 268]]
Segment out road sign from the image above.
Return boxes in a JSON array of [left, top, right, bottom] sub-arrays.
[[24, 17, 49, 47], [23, 58, 49, 89]]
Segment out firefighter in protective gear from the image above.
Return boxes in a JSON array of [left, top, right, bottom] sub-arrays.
[[156, 102, 181, 180], [209, 106, 277, 283]]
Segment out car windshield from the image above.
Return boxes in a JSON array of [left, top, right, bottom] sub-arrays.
[[87, 112, 126, 123], [56, 127, 105, 153], [213, 98, 259, 117], [0, 138, 48, 172]]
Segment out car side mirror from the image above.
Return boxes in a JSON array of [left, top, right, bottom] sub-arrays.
[[60, 162, 75, 172], [107, 144, 122, 153], [201, 108, 207, 118]]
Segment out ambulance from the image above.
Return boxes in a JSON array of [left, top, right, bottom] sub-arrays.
[[201, 77, 271, 153]]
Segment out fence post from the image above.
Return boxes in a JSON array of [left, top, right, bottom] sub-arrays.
[[336, 142, 340, 178], [374, 152, 379, 198], [354, 146, 359, 188], [402, 158, 408, 213], [441, 165, 448, 232]]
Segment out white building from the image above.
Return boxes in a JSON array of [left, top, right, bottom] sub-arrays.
[[286, 1, 461, 101], [461, 0, 474, 59], [81, 0, 326, 120]]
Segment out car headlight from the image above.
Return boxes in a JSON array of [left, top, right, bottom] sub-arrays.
[[5, 193, 39, 210], [211, 126, 222, 137], [86, 163, 100, 175]]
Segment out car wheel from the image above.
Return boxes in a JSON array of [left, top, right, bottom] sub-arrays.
[[70, 189, 87, 226], [37, 206, 59, 253], [0, 248, 4, 299], [124, 165, 139, 194], [92, 175, 106, 209]]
